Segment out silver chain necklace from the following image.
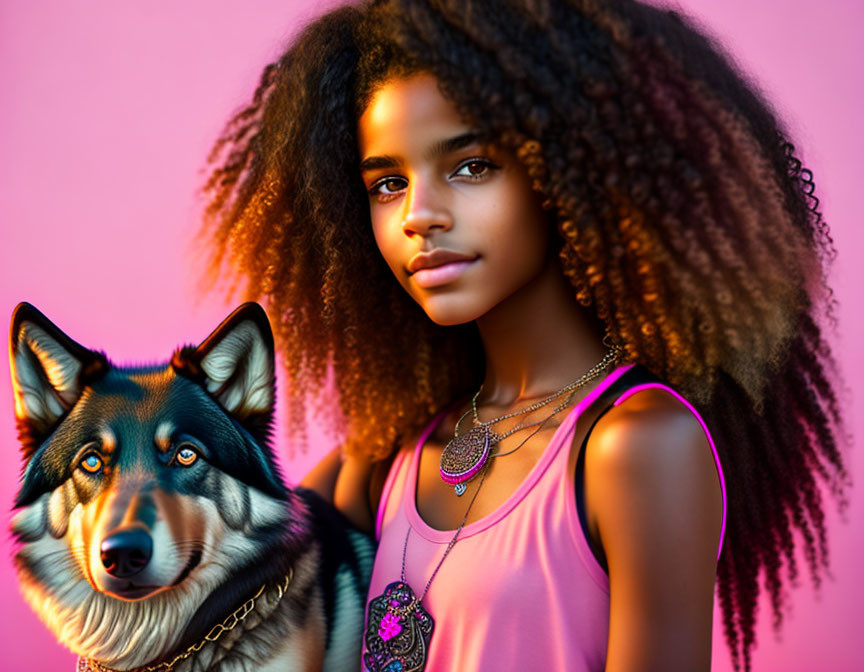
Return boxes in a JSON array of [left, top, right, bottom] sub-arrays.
[[440, 346, 620, 495]]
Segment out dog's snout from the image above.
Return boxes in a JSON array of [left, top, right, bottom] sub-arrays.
[[100, 528, 153, 578]]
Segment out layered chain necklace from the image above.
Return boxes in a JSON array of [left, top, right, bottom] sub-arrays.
[[440, 346, 621, 495], [362, 347, 620, 672]]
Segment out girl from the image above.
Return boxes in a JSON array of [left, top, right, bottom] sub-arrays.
[[199, 1, 850, 670]]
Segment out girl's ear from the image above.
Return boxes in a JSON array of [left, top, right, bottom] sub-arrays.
[[171, 302, 276, 421], [8, 303, 109, 458]]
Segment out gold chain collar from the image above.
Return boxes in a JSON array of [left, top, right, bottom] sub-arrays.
[[77, 568, 294, 672]]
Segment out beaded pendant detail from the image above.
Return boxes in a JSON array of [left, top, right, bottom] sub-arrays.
[[363, 581, 434, 672], [439, 424, 499, 492]]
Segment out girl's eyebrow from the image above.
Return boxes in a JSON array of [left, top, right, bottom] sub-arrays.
[[359, 131, 490, 174]]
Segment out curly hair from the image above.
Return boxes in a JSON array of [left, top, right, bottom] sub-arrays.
[[198, 1, 851, 670]]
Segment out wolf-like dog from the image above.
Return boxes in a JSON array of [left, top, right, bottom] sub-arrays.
[[8, 302, 374, 671]]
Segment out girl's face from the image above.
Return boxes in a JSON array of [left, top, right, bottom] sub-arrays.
[[357, 73, 553, 326]]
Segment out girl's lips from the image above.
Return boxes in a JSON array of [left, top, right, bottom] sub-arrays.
[[411, 259, 477, 288]]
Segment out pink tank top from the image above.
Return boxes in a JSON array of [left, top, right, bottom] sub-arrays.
[[364, 363, 727, 671]]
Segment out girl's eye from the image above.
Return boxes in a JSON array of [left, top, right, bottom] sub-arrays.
[[367, 158, 498, 202], [453, 159, 498, 180], [80, 454, 103, 474], [368, 177, 407, 200], [175, 445, 198, 467]]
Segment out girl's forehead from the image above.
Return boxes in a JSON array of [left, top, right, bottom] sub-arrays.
[[357, 73, 474, 157]]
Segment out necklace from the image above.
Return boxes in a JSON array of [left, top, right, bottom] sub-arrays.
[[362, 403, 564, 672], [77, 568, 294, 672], [440, 346, 620, 495]]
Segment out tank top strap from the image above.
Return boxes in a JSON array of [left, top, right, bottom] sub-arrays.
[[571, 363, 727, 567], [374, 406, 452, 542]]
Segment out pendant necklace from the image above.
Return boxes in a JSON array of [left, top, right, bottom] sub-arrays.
[[362, 403, 561, 672], [440, 345, 620, 495]]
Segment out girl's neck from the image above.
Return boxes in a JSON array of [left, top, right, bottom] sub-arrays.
[[474, 255, 609, 407]]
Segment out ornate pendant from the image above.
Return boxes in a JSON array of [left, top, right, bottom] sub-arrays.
[[440, 424, 498, 488], [363, 581, 434, 672]]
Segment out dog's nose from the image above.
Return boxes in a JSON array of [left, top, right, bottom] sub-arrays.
[[100, 528, 153, 578]]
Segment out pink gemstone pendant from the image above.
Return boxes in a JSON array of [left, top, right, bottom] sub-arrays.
[[378, 611, 403, 641]]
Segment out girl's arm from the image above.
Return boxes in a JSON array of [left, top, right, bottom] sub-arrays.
[[585, 388, 724, 672], [299, 446, 342, 503], [301, 447, 396, 534], [333, 452, 376, 533]]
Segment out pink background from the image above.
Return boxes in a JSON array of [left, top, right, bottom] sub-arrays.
[[0, 1, 860, 669]]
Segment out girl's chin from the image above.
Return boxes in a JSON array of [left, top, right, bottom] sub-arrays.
[[415, 294, 490, 327], [426, 314, 477, 327]]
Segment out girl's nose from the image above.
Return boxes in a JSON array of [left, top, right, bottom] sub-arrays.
[[401, 183, 453, 237]]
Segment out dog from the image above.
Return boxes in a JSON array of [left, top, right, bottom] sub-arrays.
[[8, 302, 374, 671]]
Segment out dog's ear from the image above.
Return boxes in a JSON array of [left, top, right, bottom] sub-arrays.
[[9, 303, 110, 458], [171, 303, 276, 422]]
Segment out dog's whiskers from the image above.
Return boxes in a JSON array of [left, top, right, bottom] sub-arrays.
[[27, 550, 86, 578]]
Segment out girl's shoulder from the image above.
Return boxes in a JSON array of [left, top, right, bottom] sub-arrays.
[[581, 365, 721, 493], [587, 378, 722, 500], [582, 381, 725, 565]]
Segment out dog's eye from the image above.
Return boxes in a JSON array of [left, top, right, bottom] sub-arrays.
[[80, 454, 103, 474], [176, 446, 198, 467]]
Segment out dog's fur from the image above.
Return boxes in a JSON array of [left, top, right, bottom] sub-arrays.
[[9, 302, 374, 671]]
